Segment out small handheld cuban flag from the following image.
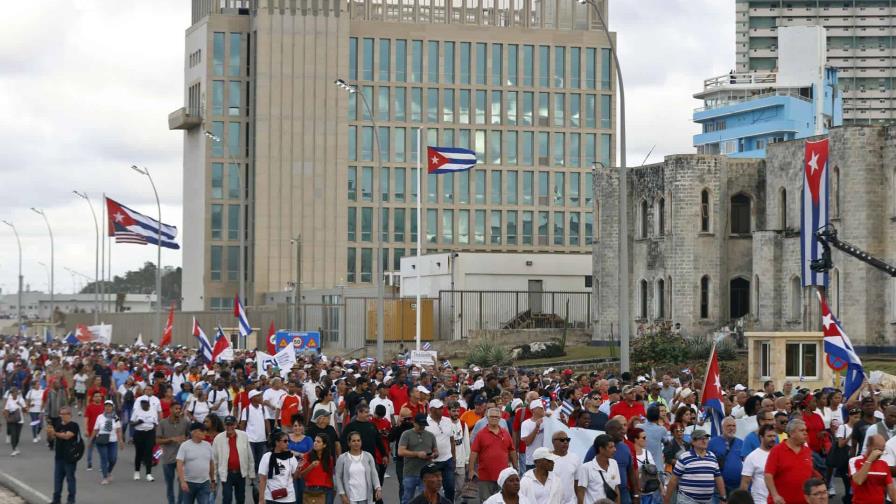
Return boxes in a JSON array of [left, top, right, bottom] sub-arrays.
[[427, 146, 477, 174], [192, 318, 214, 366], [560, 399, 575, 418], [64, 331, 79, 346], [233, 295, 253, 338], [422, 342, 432, 351]]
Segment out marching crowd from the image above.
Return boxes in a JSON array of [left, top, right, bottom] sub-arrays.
[[0, 334, 894, 504]]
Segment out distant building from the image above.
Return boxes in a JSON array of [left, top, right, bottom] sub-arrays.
[[0, 292, 157, 321], [694, 26, 842, 158]]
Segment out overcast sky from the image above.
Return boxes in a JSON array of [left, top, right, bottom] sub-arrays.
[[0, 0, 733, 296]]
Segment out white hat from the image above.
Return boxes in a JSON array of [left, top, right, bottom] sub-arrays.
[[510, 398, 524, 410], [497, 467, 518, 488], [542, 367, 555, 376], [529, 399, 545, 411], [531, 446, 559, 462], [248, 390, 262, 399], [429, 399, 444, 409], [470, 379, 485, 391], [679, 388, 694, 399], [734, 384, 747, 391], [416, 385, 430, 395]]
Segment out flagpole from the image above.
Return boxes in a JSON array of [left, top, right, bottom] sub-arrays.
[[100, 193, 106, 316], [416, 128, 422, 352]]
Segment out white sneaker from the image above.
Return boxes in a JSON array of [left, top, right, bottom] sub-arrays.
[[133, 471, 141, 481], [32, 437, 39, 443], [145, 474, 154, 482], [10, 450, 17, 457], [100, 478, 109, 485], [86, 466, 93, 471]]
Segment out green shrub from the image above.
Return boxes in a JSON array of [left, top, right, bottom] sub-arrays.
[[466, 341, 512, 367]]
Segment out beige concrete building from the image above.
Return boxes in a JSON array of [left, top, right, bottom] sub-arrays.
[[172, 0, 616, 311], [737, 0, 896, 124], [745, 331, 833, 391]]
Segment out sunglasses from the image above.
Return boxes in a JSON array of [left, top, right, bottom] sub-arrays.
[[555, 438, 571, 442]]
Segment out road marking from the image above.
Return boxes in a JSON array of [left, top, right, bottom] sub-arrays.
[[0, 470, 51, 504]]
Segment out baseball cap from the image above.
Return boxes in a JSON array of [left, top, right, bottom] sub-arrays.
[[312, 409, 330, 421], [248, 390, 262, 399], [420, 463, 441, 478], [691, 429, 709, 440], [531, 446, 559, 462], [429, 399, 444, 409], [734, 384, 747, 391], [104, 400, 114, 406], [413, 413, 428, 424], [529, 399, 544, 411], [189, 422, 206, 432], [415, 385, 430, 395], [607, 386, 620, 395], [473, 395, 487, 405], [224, 415, 237, 425]]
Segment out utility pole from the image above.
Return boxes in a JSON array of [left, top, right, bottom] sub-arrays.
[[291, 235, 302, 329]]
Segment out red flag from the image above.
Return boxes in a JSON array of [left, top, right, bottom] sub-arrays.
[[160, 303, 174, 347], [266, 320, 276, 354], [75, 324, 92, 343]]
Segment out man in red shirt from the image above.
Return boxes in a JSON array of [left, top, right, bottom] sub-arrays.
[[468, 407, 518, 502], [389, 372, 409, 414], [86, 376, 108, 402], [850, 434, 896, 503], [764, 418, 817, 504], [279, 382, 302, 428], [610, 385, 646, 423]]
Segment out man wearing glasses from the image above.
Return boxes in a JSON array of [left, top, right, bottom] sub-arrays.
[[802, 478, 829, 504], [664, 429, 727, 504], [48, 407, 79, 504], [550, 431, 581, 504]]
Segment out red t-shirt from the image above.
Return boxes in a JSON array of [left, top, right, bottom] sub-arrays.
[[371, 417, 392, 459], [389, 384, 408, 414], [764, 442, 815, 504], [514, 407, 533, 453], [160, 399, 172, 419], [610, 401, 646, 422], [85, 403, 104, 435], [302, 453, 334, 488], [280, 395, 302, 426], [849, 455, 893, 504], [802, 411, 827, 453], [227, 434, 241, 472], [399, 400, 426, 417], [471, 427, 514, 482], [86, 386, 108, 401]]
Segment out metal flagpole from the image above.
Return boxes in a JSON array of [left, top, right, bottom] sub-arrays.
[[108, 212, 112, 315], [100, 193, 106, 315], [416, 128, 422, 351]]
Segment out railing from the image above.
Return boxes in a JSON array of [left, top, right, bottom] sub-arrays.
[[437, 290, 592, 340], [694, 88, 812, 113], [703, 72, 777, 90]]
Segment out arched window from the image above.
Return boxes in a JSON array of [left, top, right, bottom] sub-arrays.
[[700, 189, 710, 232], [657, 197, 666, 236], [639, 279, 649, 319], [640, 200, 649, 238], [779, 187, 787, 230], [790, 276, 801, 321], [656, 279, 665, 319], [667, 275, 673, 320], [700, 275, 710, 319], [831, 166, 840, 218], [730, 277, 750, 319], [730, 193, 751, 234]]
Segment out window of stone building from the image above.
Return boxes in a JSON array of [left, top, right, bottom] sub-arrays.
[[656, 279, 665, 319], [790, 276, 801, 321], [700, 275, 710, 319], [779, 188, 787, 230], [730, 277, 750, 319], [758, 341, 771, 379], [785, 342, 818, 379], [730, 194, 751, 234], [656, 198, 665, 237], [639, 200, 649, 239], [639, 279, 648, 319], [700, 189, 711, 232]]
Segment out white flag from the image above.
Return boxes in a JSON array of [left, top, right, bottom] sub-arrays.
[[256, 346, 295, 379]]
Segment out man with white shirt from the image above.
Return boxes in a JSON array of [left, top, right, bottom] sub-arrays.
[[520, 399, 547, 471], [520, 447, 561, 503], [239, 389, 269, 475], [863, 405, 896, 453], [370, 383, 396, 425], [740, 424, 776, 504], [426, 399, 456, 502], [549, 431, 581, 504], [171, 364, 187, 394], [731, 387, 748, 419], [208, 379, 231, 418], [262, 378, 286, 431]]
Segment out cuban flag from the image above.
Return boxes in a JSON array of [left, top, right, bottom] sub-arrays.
[[105, 197, 180, 250], [700, 343, 725, 437], [64, 331, 79, 346], [192, 318, 214, 365], [212, 326, 234, 362], [819, 291, 864, 406], [427, 146, 477, 174], [233, 295, 252, 338], [422, 342, 431, 351], [801, 138, 829, 287]]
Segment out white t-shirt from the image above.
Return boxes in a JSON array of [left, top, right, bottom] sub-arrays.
[[188, 399, 211, 423], [369, 396, 395, 420], [93, 414, 122, 444], [520, 417, 545, 460], [241, 404, 267, 443], [741, 447, 770, 504], [576, 458, 621, 504], [552, 451, 583, 504], [303, 380, 319, 405], [73, 374, 88, 394], [426, 416, 455, 463], [4, 396, 25, 423], [263, 388, 287, 420], [208, 388, 231, 417], [312, 402, 338, 426], [520, 469, 560, 503], [483, 492, 535, 504], [258, 452, 299, 503], [26, 388, 44, 413], [346, 453, 369, 501]]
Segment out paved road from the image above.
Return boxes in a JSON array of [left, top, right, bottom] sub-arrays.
[[0, 435, 403, 504]]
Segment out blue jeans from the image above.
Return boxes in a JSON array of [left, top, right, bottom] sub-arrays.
[[222, 472, 247, 504], [29, 412, 42, 437], [96, 442, 118, 478], [620, 486, 632, 504], [52, 459, 77, 504], [183, 481, 211, 504], [437, 458, 455, 502], [86, 438, 95, 468], [163, 462, 183, 504], [401, 475, 423, 504], [292, 477, 304, 504]]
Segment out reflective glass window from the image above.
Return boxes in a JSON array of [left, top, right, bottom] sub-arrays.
[[379, 39, 391, 81], [362, 38, 374, 80], [427, 41, 439, 82], [507, 45, 518, 86], [459, 42, 471, 84], [522, 45, 534, 86], [475, 43, 487, 85], [505, 131, 518, 165], [410, 40, 423, 82], [395, 39, 407, 81], [213, 32, 225, 76], [492, 43, 503, 86], [491, 170, 502, 204]]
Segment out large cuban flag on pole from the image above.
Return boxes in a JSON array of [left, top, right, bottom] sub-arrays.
[[106, 197, 180, 250], [700, 342, 725, 437], [427, 146, 477, 174], [819, 291, 864, 404], [801, 138, 829, 287]]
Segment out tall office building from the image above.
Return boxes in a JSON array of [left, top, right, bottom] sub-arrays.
[[172, 0, 615, 311], [737, 0, 896, 124]]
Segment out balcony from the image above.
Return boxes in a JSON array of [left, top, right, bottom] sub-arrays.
[[700, 71, 777, 92], [168, 107, 202, 130]]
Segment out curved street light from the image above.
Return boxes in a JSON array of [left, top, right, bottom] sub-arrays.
[[2, 220, 23, 332], [130, 165, 163, 342], [31, 208, 55, 324], [73, 191, 100, 324]]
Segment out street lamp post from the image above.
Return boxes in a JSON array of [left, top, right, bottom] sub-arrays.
[[580, 0, 630, 372], [31, 208, 55, 325], [335, 78, 385, 362], [2, 221, 23, 332], [130, 165, 163, 342], [73, 191, 100, 324], [204, 131, 246, 306], [38, 261, 50, 293]]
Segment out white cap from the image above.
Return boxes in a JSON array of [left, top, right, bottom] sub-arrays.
[[529, 399, 545, 411], [429, 399, 444, 409], [542, 367, 555, 376], [248, 390, 262, 399], [531, 446, 559, 462], [416, 385, 430, 395], [510, 398, 523, 410], [679, 388, 694, 399], [734, 384, 747, 391]]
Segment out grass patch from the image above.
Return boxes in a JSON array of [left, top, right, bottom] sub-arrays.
[[863, 359, 896, 376], [515, 345, 615, 366]]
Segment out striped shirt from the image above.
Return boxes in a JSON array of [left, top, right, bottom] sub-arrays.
[[672, 449, 721, 503]]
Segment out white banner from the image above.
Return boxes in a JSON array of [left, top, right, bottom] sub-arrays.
[[256, 346, 295, 378], [409, 350, 438, 367], [88, 324, 112, 345], [543, 416, 602, 460]]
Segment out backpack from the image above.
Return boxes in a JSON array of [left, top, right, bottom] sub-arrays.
[[638, 454, 661, 494], [66, 428, 85, 464]]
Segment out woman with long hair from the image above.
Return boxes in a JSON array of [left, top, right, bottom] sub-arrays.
[[628, 427, 662, 504], [300, 434, 335, 504], [91, 400, 122, 485], [334, 431, 382, 504], [288, 414, 313, 500], [311, 388, 338, 428], [663, 422, 690, 474], [258, 430, 301, 503]]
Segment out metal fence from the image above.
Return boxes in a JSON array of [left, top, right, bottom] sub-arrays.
[[437, 290, 592, 340]]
